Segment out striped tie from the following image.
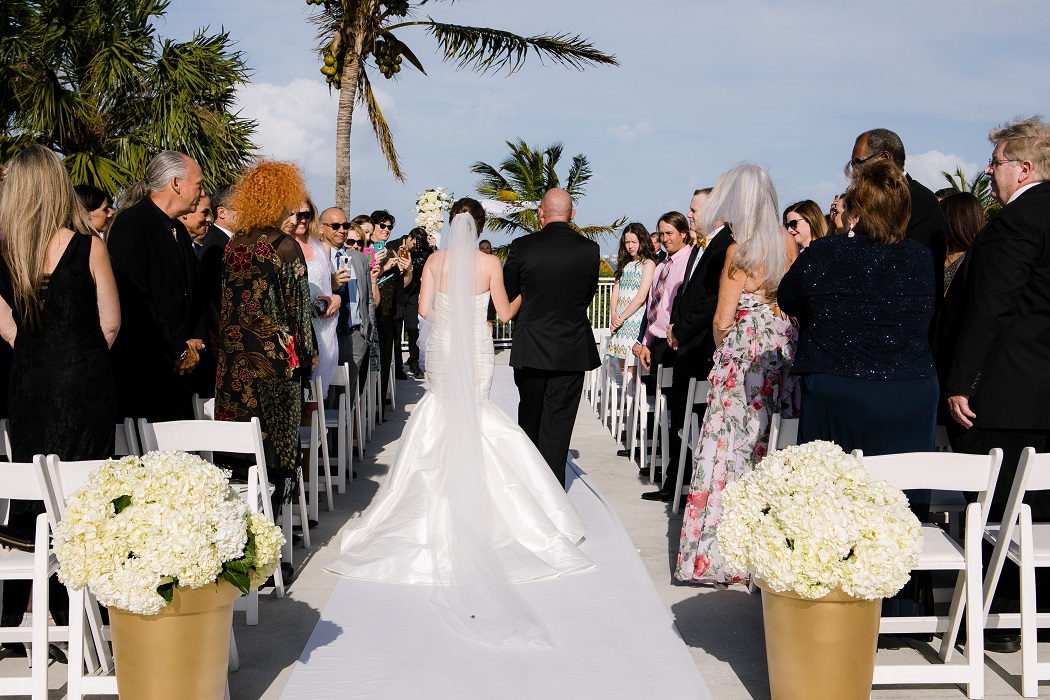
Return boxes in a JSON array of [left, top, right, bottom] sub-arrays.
[[646, 257, 672, 327]]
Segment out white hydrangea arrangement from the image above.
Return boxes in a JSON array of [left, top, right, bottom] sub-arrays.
[[717, 441, 923, 600], [414, 187, 454, 234], [53, 451, 285, 615]]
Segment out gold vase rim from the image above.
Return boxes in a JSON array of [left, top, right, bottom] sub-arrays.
[[108, 580, 242, 618], [754, 578, 880, 603]]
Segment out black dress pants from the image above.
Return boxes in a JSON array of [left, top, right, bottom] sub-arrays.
[[513, 367, 585, 487], [376, 312, 395, 402], [664, 364, 705, 492], [403, 301, 420, 368]]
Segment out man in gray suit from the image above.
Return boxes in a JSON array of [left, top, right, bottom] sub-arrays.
[[323, 206, 374, 395]]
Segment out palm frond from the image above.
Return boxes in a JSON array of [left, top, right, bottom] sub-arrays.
[[564, 153, 591, 197], [397, 20, 617, 75], [360, 69, 404, 181]]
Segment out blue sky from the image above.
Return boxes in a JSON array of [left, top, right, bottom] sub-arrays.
[[163, 0, 1050, 252]]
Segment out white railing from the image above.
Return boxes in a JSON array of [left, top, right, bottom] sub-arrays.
[[491, 277, 614, 348]]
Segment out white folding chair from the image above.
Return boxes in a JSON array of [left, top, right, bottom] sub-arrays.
[[587, 330, 611, 414], [973, 447, 1050, 696], [324, 363, 354, 492], [625, 357, 650, 470], [671, 377, 711, 515], [136, 418, 288, 619], [0, 456, 64, 700], [856, 449, 1002, 700], [767, 413, 799, 452], [647, 365, 675, 483], [387, 354, 397, 411], [113, 418, 141, 457], [0, 418, 12, 459], [302, 377, 334, 521]]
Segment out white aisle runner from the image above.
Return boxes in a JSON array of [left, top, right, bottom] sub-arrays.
[[280, 367, 712, 699]]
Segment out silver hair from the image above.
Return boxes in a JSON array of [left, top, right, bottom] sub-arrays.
[[117, 151, 191, 210], [701, 162, 787, 287]]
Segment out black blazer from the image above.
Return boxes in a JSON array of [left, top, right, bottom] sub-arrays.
[[945, 182, 1050, 430], [199, 225, 231, 313], [668, 226, 733, 379], [504, 222, 601, 372], [907, 175, 949, 301]]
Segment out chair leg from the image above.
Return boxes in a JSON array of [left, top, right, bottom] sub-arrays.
[[298, 473, 311, 548], [1020, 507, 1038, 697], [964, 503, 985, 700]]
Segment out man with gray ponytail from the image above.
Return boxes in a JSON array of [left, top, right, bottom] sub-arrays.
[[107, 150, 208, 421]]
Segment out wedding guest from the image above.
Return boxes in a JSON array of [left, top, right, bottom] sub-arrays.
[[386, 231, 417, 379], [782, 199, 827, 249], [828, 193, 848, 234], [780, 159, 937, 455], [370, 209, 409, 403], [285, 198, 339, 393], [214, 160, 316, 512], [0, 145, 120, 643], [650, 228, 666, 264], [196, 184, 236, 399], [943, 117, 1050, 652], [605, 223, 656, 378], [180, 191, 213, 254], [478, 239, 493, 254], [847, 128, 948, 299], [633, 212, 693, 500], [74, 184, 114, 238], [401, 227, 430, 378], [480, 238, 498, 334], [935, 187, 959, 201], [349, 215, 382, 389], [332, 210, 374, 395], [676, 162, 797, 584], [107, 150, 207, 421], [940, 192, 983, 293]]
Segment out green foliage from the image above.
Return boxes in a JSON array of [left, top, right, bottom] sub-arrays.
[[471, 139, 626, 240], [942, 167, 1001, 220], [303, 0, 617, 207], [156, 576, 177, 604], [112, 495, 132, 515], [0, 0, 257, 192]]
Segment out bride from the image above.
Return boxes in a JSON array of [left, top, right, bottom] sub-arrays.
[[325, 198, 593, 648]]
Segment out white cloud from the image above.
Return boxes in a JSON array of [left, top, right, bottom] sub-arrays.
[[607, 122, 653, 143], [450, 89, 526, 123], [906, 150, 982, 193]]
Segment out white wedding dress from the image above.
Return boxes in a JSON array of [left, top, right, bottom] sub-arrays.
[[325, 213, 593, 648]]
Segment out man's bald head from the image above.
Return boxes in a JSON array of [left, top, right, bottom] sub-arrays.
[[538, 188, 574, 225]]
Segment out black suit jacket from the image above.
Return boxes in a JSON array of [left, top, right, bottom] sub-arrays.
[[504, 222, 601, 372], [945, 182, 1050, 430], [907, 175, 949, 301], [669, 226, 733, 379], [107, 197, 206, 418]]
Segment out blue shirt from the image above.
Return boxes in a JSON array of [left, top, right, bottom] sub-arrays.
[[334, 250, 362, 330]]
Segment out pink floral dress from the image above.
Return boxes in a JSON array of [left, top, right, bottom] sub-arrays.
[[675, 292, 798, 584]]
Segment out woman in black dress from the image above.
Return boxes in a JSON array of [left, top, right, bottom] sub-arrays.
[[779, 159, 938, 455], [0, 144, 120, 642]]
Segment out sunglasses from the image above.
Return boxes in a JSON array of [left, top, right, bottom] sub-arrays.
[[784, 219, 804, 231], [296, 211, 313, 222], [324, 222, 352, 231], [344, 238, 363, 248], [377, 222, 393, 230]]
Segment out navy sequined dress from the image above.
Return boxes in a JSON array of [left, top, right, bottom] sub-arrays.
[[778, 233, 938, 455]]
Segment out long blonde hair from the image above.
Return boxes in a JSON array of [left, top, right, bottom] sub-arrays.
[[0, 145, 95, 327]]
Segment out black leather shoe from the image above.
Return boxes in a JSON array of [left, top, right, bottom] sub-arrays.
[[877, 635, 902, 650], [641, 489, 673, 502], [395, 372, 409, 380], [617, 448, 640, 459], [985, 631, 1021, 653]]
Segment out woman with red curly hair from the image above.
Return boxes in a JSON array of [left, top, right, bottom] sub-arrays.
[[214, 161, 316, 513]]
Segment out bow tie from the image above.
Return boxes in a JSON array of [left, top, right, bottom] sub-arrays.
[[697, 236, 709, 251]]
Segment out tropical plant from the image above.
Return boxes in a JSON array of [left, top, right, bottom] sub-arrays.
[[471, 139, 627, 240], [0, 0, 256, 193], [942, 167, 1001, 220], [304, 0, 617, 211]]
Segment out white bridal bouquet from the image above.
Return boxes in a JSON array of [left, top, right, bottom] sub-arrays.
[[414, 187, 454, 234], [53, 451, 285, 615], [717, 441, 923, 600]]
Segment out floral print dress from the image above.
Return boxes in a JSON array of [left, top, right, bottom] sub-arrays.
[[675, 292, 798, 584], [215, 228, 315, 501], [607, 260, 644, 360]]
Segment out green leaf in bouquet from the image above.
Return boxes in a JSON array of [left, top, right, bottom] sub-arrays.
[[112, 495, 132, 514], [220, 568, 251, 595], [156, 576, 178, 604]]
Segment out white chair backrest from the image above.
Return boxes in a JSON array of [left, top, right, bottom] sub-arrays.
[[192, 394, 216, 420], [0, 418, 12, 460], [137, 418, 266, 467], [657, 364, 674, 390], [686, 378, 711, 409], [769, 414, 800, 451], [114, 418, 142, 457], [41, 456, 108, 532], [0, 455, 49, 502], [854, 449, 1002, 514], [329, 363, 351, 389]]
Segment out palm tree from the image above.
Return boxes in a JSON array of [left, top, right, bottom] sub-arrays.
[[471, 138, 626, 239], [305, 0, 617, 211], [941, 167, 1001, 220], [0, 0, 256, 193]]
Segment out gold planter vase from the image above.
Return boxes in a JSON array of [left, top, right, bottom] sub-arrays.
[[108, 581, 241, 700], [757, 579, 881, 700]]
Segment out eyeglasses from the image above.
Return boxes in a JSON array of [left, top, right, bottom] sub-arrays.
[[845, 151, 883, 174], [377, 222, 393, 230], [988, 158, 1020, 168], [324, 222, 353, 231], [784, 219, 804, 231], [296, 211, 313, 221], [344, 238, 363, 248]]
